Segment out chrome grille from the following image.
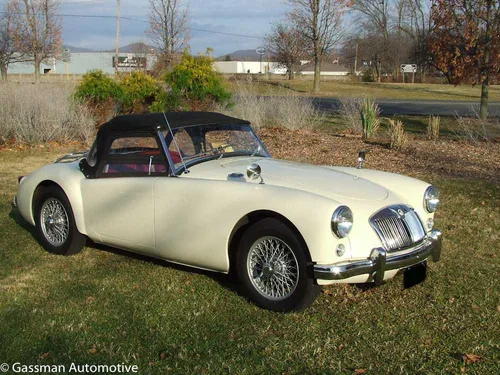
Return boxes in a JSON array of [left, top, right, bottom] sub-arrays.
[[370, 205, 425, 252]]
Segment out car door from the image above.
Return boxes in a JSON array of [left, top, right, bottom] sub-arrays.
[[82, 132, 168, 255]]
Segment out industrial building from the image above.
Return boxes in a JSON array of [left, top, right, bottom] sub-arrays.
[[7, 52, 156, 75]]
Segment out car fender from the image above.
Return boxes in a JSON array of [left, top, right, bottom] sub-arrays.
[[325, 166, 434, 225], [153, 177, 346, 272], [17, 162, 88, 235]]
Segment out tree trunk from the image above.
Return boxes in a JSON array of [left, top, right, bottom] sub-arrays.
[[480, 82, 488, 119], [0, 62, 7, 81], [34, 58, 41, 82], [479, 0, 492, 120], [313, 55, 321, 92], [288, 66, 293, 80]]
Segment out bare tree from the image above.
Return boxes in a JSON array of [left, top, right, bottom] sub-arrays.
[[0, 2, 16, 81], [147, 0, 189, 67], [351, 0, 391, 82], [266, 22, 307, 80], [286, 0, 346, 92], [398, 0, 434, 80], [10, 0, 62, 80]]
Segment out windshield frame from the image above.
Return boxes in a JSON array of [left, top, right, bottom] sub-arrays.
[[160, 123, 270, 176]]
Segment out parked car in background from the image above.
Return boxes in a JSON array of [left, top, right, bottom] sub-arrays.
[[14, 112, 442, 311]]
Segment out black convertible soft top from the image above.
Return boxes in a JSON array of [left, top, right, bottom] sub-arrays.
[[99, 112, 250, 135], [80, 111, 251, 178]]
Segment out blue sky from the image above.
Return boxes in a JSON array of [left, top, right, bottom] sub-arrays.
[[60, 0, 287, 55]]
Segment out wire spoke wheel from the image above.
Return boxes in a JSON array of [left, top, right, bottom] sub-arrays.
[[247, 236, 299, 301], [40, 198, 69, 247]]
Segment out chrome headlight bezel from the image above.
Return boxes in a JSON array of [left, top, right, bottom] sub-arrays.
[[331, 206, 353, 238], [424, 186, 440, 213]]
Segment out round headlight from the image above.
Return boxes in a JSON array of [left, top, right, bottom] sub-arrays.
[[331, 206, 353, 238], [424, 186, 440, 213]]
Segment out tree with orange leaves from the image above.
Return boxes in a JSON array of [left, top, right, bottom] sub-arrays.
[[429, 0, 499, 119]]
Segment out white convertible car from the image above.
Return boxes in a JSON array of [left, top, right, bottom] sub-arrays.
[[15, 112, 442, 311]]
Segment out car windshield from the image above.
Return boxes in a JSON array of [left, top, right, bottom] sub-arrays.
[[163, 123, 269, 172]]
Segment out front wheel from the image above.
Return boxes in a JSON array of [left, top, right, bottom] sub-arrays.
[[34, 185, 86, 255], [236, 218, 321, 312]]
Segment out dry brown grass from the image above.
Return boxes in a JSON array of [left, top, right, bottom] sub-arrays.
[[454, 115, 499, 143], [222, 81, 325, 130], [427, 115, 440, 141], [338, 97, 363, 133], [387, 118, 408, 150], [0, 82, 95, 146]]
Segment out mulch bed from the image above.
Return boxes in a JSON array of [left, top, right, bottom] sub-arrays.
[[258, 127, 500, 184]]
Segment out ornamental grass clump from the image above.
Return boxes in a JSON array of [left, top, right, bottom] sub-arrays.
[[427, 115, 440, 141], [339, 97, 363, 133], [388, 118, 408, 150], [359, 98, 380, 140]]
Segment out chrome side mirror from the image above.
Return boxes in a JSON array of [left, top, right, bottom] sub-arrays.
[[357, 149, 366, 169], [247, 163, 264, 184]]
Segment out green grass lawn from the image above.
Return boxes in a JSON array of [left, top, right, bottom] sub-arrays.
[[230, 79, 500, 102], [1, 149, 499, 374]]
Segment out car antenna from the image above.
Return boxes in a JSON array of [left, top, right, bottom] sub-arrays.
[[162, 112, 190, 174]]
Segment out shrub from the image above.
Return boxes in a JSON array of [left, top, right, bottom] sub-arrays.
[[165, 50, 232, 110], [359, 98, 380, 140], [454, 116, 491, 143], [427, 115, 440, 141], [119, 71, 165, 114], [74, 70, 121, 105], [0, 83, 95, 145], [221, 82, 324, 130], [362, 69, 375, 83], [387, 118, 408, 150], [338, 97, 363, 133]]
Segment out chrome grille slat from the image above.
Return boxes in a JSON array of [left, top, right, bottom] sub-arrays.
[[370, 205, 426, 252]]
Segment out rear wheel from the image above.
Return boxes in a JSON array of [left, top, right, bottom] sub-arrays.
[[35, 185, 86, 255], [236, 218, 321, 312]]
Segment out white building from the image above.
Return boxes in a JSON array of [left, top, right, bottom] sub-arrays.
[[7, 52, 156, 75], [213, 61, 287, 74]]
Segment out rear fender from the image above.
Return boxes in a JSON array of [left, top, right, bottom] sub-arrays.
[[17, 163, 87, 235]]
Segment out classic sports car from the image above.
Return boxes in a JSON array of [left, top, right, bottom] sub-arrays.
[[14, 112, 442, 311]]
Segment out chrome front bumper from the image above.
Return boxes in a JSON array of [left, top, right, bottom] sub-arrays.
[[314, 230, 442, 285]]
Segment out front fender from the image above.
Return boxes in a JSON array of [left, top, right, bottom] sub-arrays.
[[326, 166, 434, 227]]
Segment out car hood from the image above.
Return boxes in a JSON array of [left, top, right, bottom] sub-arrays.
[[187, 157, 388, 202]]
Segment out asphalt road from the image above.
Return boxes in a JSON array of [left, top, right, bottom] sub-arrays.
[[311, 97, 500, 117]]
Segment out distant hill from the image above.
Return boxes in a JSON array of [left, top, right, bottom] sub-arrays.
[[62, 44, 95, 53], [217, 49, 271, 61], [103, 42, 156, 54]]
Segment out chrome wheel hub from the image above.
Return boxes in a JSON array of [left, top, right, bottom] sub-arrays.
[[40, 198, 69, 247], [247, 236, 299, 300]]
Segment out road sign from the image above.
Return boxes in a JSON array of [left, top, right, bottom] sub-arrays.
[[62, 49, 71, 63], [401, 64, 417, 73], [256, 47, 266, 55]]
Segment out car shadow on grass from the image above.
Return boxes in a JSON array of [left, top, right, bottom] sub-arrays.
[[85, 239, 245, 297], [8, 204, 246, 300], [8, 205, 38, 237]]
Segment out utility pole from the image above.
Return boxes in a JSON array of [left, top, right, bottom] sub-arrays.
[[115, 0, 121, 75], [354, 42, 358, 76]]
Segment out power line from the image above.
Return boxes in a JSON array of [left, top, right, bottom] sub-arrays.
[[0, 11, 263, 39]]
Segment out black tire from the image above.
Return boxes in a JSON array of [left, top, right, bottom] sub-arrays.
[[34, 185, 86, 255], [236, 218, 321, 312]]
